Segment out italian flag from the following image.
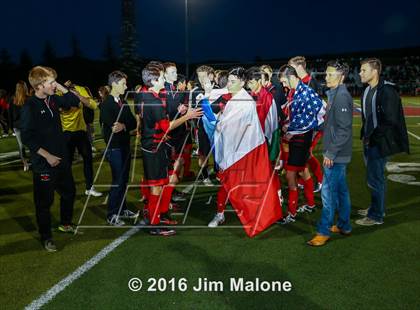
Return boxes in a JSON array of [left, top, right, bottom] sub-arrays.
[[214, 88, 282, 237], [254, 87, 280, 162]]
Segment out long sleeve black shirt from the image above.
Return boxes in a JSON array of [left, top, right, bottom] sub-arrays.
[[21, 92, 80, 172]]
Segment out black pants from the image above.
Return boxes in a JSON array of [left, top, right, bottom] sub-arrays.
[[105, 146, 131, 218], [64, 130, 94, 190], [33, 166, 76, 241]]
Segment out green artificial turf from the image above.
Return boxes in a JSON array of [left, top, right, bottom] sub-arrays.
[[0, 118, 419, 310]]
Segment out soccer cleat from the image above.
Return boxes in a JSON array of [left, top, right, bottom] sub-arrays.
[[160, 213, 178, 225], [169, 202, 184, 212], [355, 217, 384, 226], [43, 239, 57, 252], [119, 209, 139, 219], [330, 225, 351, 236], [203, 178, 214, 187], [278, 213, 296, 225], [277, 190, 284, 205], [172, 191, 187, 202], [208, 212, 225, 228], [58, 224, 76, 234], [357, 208, 369, 216], [182, 183, 195, 194], [107, 214, 125, 226], [149, 227, 176, 236], [85, 187, 103, 197], [307, 234, 330, 246], [313, 182, 323, 193], [297, 205, 316, 213]]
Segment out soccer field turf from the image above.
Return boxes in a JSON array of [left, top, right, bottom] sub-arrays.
[[1, 117, 419, 309]]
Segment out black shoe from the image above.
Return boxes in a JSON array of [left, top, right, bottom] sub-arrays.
[[149, 227, 176, 236], [43, 239, 57, 252]]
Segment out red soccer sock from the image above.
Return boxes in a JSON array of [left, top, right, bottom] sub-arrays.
[[160, 185, 175, 214], [216, 186, 228, 213], [288, 188, 298, 216], [308, 155, 323, 183], [303, 177, 315, 206], [148, 194, 161, 225]]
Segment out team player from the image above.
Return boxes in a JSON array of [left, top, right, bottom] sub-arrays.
[[288, 56, 323, 192], [278, 65, 325, 224], [140, 62, 202, 236], [100, 71, 138, 226], [191, 65, 215, 186], [163, 62, 189, 203]]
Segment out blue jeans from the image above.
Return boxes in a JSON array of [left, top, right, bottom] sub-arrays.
[[363, 145, 387, 222], [317, 163, 351, 236], [105, 147, 131, 218]]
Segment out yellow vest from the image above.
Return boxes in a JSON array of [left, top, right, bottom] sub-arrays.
[[60, 85, 97, 132]]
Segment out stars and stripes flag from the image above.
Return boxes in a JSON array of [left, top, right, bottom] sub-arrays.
[[287, 81, 326, 135]]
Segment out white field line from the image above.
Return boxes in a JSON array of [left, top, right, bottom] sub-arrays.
[[407, 131, 420, 141], [25, 227, 139, 310]]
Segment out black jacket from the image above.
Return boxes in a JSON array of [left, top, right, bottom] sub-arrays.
[[360, 79, 409, 157], [100, 95, 136, 149], [164, 82, 187, 142], [11, 103, 23, 129], [21, 92, 80, 172]]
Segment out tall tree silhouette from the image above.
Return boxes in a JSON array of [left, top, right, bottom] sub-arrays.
[[0, 48, 13, 65], [120, 0, 140, 83], [71, 34, 83, 58], [19, 48, 33, 69], [42, 40, 56, 64], [103, 34, 116, 62]]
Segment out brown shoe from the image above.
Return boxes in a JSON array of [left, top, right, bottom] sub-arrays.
[[330, 225, 351, 236], [307, 234, 330, 246]]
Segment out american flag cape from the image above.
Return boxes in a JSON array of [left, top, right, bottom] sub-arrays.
[[287, 81, 326, 135]]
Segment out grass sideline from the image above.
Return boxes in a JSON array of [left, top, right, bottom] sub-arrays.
[[0, 118, 419, 309]]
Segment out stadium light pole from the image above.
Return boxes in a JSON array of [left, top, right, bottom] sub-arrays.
[[185, 0, 190, 78]]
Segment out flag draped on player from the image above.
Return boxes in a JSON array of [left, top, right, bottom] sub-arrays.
[[203, 88, 282, 237]]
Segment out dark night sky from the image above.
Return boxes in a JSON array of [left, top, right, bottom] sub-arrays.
[[2, 0, 420, 64]]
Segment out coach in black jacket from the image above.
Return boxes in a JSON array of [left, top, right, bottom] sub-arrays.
[[356, 58, 409, 227]]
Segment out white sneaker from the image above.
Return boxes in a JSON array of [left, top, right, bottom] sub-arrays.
[[297, 205, 316, 213], [203, 178, 213, 187], [278, 213, 296, 225], [182, 183, 195, 194], [85, 187, 103, 197], [120, 209, 139, 219], [107, 214, 125, 226], [357, 208, 369, 216], [208, 212, 225, 228]]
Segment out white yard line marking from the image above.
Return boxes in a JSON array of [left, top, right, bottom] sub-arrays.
[[407, 131, 420, 141], [25, 227, 139, 310]]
